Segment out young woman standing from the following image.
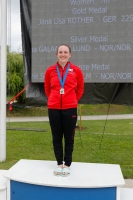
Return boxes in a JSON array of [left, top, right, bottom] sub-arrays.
[[44, 44, 84, 176]]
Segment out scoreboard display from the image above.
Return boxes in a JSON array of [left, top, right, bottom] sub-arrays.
[[32, 0, 133, 82]]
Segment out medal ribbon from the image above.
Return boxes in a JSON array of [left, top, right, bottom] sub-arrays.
[[56, 64, 70, 89]]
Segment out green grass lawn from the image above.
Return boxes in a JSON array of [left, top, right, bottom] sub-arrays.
[[1, 119, 133, 178], [6, 103, 133, 117]]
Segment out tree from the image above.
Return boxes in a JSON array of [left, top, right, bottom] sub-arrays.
[[7, 47, 25, 103]]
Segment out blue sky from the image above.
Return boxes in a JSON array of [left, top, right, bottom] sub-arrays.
[[8, 0, 22, 51]]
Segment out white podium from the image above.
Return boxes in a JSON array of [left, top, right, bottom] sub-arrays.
[[0, 170, 7, 200], [4, 159, 125, 200]]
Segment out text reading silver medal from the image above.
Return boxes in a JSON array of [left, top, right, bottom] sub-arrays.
[[60, 88, 64, 94]]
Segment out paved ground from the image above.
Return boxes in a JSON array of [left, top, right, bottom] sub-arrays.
[[6, 114, 133, 189], [6, 114, 133, 122], [123, 179, 133, 188]]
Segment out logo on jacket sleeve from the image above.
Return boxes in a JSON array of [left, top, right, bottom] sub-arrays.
[[68, 69, 73, 72]]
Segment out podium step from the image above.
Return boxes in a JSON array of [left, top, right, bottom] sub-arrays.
[[120, 188, 133, 200], [3, 159, 125, 200], [0, 170, 7, 200]]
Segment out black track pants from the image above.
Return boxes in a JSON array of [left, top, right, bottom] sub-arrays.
[[48, 108, 77, 167]]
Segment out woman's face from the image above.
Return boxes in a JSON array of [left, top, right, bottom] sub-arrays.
[[56, 45, 71, 65]]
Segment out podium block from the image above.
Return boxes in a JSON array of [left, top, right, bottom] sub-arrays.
[[4, 159, 125, 200], [0, 170, 7, 200], [120, 188, 133, 200]]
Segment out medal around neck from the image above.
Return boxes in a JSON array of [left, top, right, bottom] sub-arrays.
[[60, 88, 64, 94], [56, 64, 70, 95]]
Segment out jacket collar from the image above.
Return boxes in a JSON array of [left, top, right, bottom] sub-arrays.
[[57, 62, 70, 69]]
